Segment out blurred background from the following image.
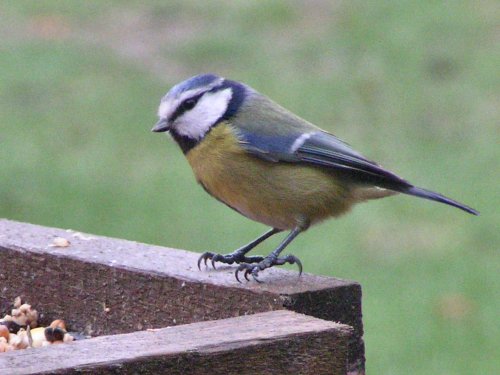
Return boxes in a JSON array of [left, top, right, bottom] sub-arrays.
[[1, 1, 498, 373]]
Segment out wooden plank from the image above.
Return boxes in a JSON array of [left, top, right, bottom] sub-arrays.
[[0, 219, 364, 373], [0, 310, 352, 375]]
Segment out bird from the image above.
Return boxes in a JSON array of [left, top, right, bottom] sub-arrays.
[[152, 74, 478, 282]]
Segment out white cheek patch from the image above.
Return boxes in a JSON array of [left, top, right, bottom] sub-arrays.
[[175, 88, 233, 139]]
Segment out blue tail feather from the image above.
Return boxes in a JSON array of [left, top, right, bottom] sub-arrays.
[[403, 186, 479, 215]]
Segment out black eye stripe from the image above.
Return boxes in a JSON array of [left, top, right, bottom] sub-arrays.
[[169, 93, 203, 122]]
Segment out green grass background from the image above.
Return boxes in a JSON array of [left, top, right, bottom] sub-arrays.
[[1, 1, 498, 373]]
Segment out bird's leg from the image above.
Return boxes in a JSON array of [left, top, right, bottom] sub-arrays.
[[198, 228, 282, 270], [235, 227, 303, 283]]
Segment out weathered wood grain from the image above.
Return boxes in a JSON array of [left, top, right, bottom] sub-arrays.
[[0, 219, 364, 373], [0, 311, 352, 375]]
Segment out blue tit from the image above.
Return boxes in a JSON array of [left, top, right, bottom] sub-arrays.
[[152, 74, 478, 282]]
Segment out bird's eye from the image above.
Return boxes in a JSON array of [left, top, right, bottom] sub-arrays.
[[182, 98, 197, 111]]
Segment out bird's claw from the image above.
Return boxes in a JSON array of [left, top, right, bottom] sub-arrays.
[[197, 251, 264, 270], [197, 251, 215, 270], [235, 254, 303, 283]]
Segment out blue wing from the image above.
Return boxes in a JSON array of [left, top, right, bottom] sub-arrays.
[[238, 128, 412, 190]]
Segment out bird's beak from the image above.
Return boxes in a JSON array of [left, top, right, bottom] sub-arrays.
[[152, 118, 170, 132]]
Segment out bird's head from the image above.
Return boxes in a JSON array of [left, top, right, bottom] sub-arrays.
[[153, 74, 246, 151]]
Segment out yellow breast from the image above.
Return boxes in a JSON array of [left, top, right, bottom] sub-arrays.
[[186, 123, 356, 230]]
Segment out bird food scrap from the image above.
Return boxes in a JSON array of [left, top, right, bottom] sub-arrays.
[[0, 297, 74, 352]]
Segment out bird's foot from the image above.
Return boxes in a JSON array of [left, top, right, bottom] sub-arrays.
[[197, 251, 264, 270], [235, 254, 302, 283]]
